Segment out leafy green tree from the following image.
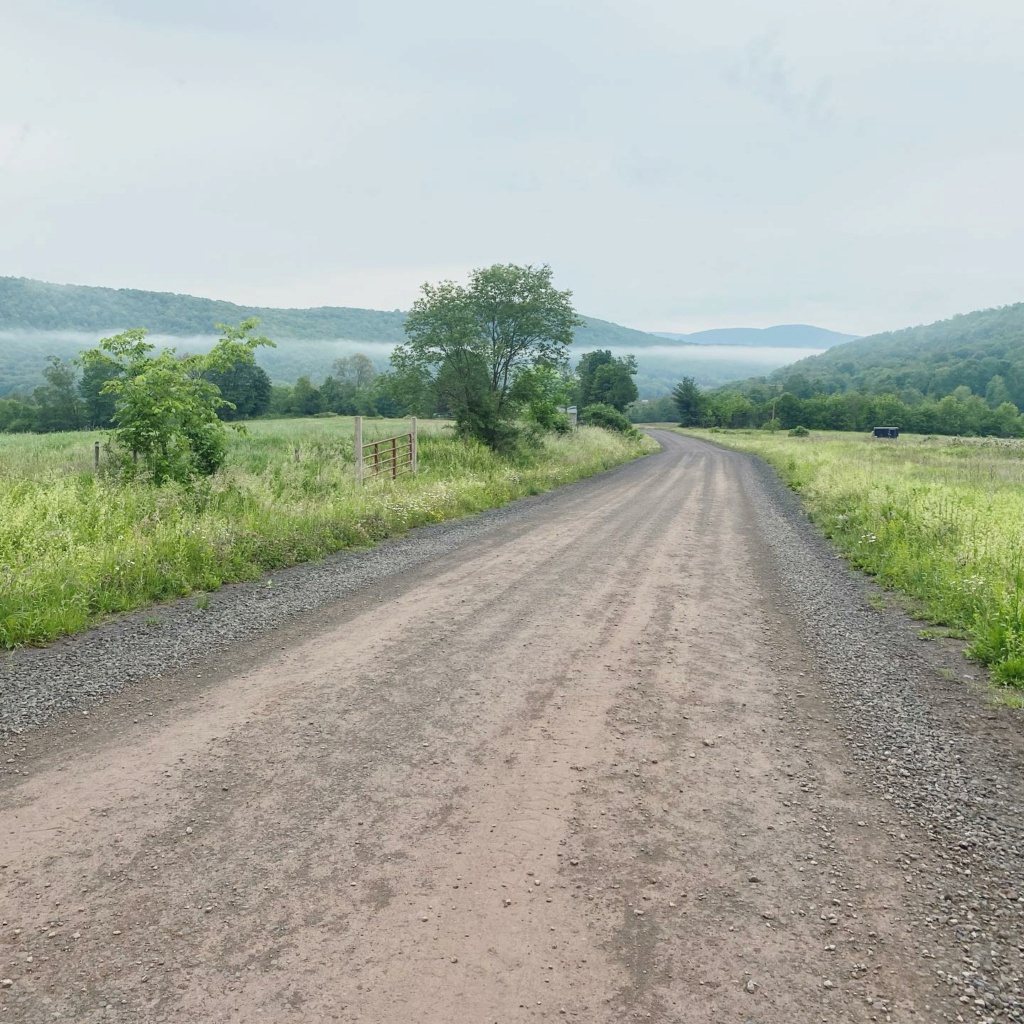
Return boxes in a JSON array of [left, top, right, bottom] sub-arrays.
[[511, 363, 575, 431], [205, 360, 272, 420], [775, 393, 802, 429], [701, 384, 1024, 438], [990, 402, 1024, 437], [33, 356, 83, 432], [592, 360, 638, 411], [369, 372, 408, 418], [327, 353, 380, 414], [268, 384, 294, 417], [334, 353, 378, 389], [783, 372, 815, 399], [394, 263, 582, 449], [704, 390, 756, 428], [318, 375, 345, 414], [986, 375, 1013, 409], [871, 393, 905, 427], [627, 395, 676, 423], [0, 396, 38, 433], [576, 350, 613, 405], [672, 376, 707, 426], [577, 350, 639, 411], [290, 376, 322, 416], [79, 355, 120, 427], [80, 319, 272, 484]]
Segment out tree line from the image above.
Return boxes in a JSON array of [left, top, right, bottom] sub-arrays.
[[0, 265, 648, 485], [0, 269, 639, 346], [628, 376, 1024, 438], [0, 267, 644, 445], [750, 301, 1024, 410], [0, 343, 274, 435]]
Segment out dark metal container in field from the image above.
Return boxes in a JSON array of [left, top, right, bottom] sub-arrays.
[[872, 426, 900, 439]]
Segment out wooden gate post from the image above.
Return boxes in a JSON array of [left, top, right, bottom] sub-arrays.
[[410, 417, 418, 475], [93, 441, 100, 470], [354, 416, 363, 484]]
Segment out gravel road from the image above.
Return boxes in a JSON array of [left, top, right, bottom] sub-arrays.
[[2, 429, 1024, 1023]]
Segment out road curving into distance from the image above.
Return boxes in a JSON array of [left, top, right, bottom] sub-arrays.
[[2, 429, 1024, 1023]]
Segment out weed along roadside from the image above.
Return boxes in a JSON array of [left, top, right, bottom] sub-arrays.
[[0, 418, 655, 649], [682, 427, 1024, 692]]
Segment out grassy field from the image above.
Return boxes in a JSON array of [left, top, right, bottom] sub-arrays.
[[0, 418, 654, 649], [683, 428, 1024, 689]]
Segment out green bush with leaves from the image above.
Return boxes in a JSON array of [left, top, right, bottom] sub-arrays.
[[81, 319, 273, 485], [0, 420, 653, 648], [580, 403, 636, 435]]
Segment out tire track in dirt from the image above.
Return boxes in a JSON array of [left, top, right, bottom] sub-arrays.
[[0, 432, 960, 1022]]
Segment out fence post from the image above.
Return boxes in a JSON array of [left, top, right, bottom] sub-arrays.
[[354, 416, 363, 485], [391, 435, 397, 479], [93, 441, 100, 470], [410, 417, 418, 475]]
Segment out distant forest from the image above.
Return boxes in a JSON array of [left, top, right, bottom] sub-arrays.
[[625, 302, 1024, 438], [0, 276, 674, 396], [759, 303, 1024, 409], [0, 276, 408, 341], [6, 277, 1024, 439], [631, 383, 1024, 438], [652, 324, 856, 348]]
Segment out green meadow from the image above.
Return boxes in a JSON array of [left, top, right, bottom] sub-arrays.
[[685, 429, 1024, 689], [0, 418, 652, 649]]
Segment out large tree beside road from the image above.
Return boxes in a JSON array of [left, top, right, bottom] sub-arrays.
[[392, 263, 582, 449], [576, 349, 639, 412]]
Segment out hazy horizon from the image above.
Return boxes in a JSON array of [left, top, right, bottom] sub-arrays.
[[0, 329, 813, 397], [4, 2, 1024, 337]]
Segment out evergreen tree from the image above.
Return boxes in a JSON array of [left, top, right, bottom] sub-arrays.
[[671, 376, 706, 426]]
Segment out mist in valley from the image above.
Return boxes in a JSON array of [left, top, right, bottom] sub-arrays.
[[0, 330, 820, 399]]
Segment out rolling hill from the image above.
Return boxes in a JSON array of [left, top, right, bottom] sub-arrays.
[[0, 276, 669, 349], [765, 302, 1024, 407], [0, 277, 865, 399], [0, 276, 686, 395], [652, 325, 856, 348]]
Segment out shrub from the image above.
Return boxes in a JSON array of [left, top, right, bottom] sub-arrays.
[[0, 419, 651, 648], [580, 403, 636, 435], [789, 425, 810, 437]]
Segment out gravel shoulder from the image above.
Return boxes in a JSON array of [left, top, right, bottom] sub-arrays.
[[2, 431, 1023, 1023]]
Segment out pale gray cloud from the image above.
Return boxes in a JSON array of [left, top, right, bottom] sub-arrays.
[[1, 0, 1022, 335]]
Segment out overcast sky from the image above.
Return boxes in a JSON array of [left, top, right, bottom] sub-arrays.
[[2, 0, 1023, 335]]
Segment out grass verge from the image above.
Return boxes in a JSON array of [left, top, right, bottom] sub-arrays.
[[682, 428, 1024, 688], [0, 419, 655, 648]]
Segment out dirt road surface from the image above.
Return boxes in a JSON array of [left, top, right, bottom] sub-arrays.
[[0, 431, 1008, 1022]]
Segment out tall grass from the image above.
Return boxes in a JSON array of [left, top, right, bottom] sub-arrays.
[[0, 419, 653, 648], [685, 429, 1024, 688]]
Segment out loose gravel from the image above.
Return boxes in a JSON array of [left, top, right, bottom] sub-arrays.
[[740, 451, 1024, 1024], [0, 475, 614, 741], [4, 434, 1024, 1022]]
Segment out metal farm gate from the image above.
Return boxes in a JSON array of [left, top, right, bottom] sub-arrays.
[[354, 417, 418, 484]]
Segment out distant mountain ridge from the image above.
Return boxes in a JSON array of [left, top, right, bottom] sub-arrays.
[[0, 276, 666, 351], [756, 302, 1024, 407], [0, 276, 858, 399], [652, 324, 857, 348]]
